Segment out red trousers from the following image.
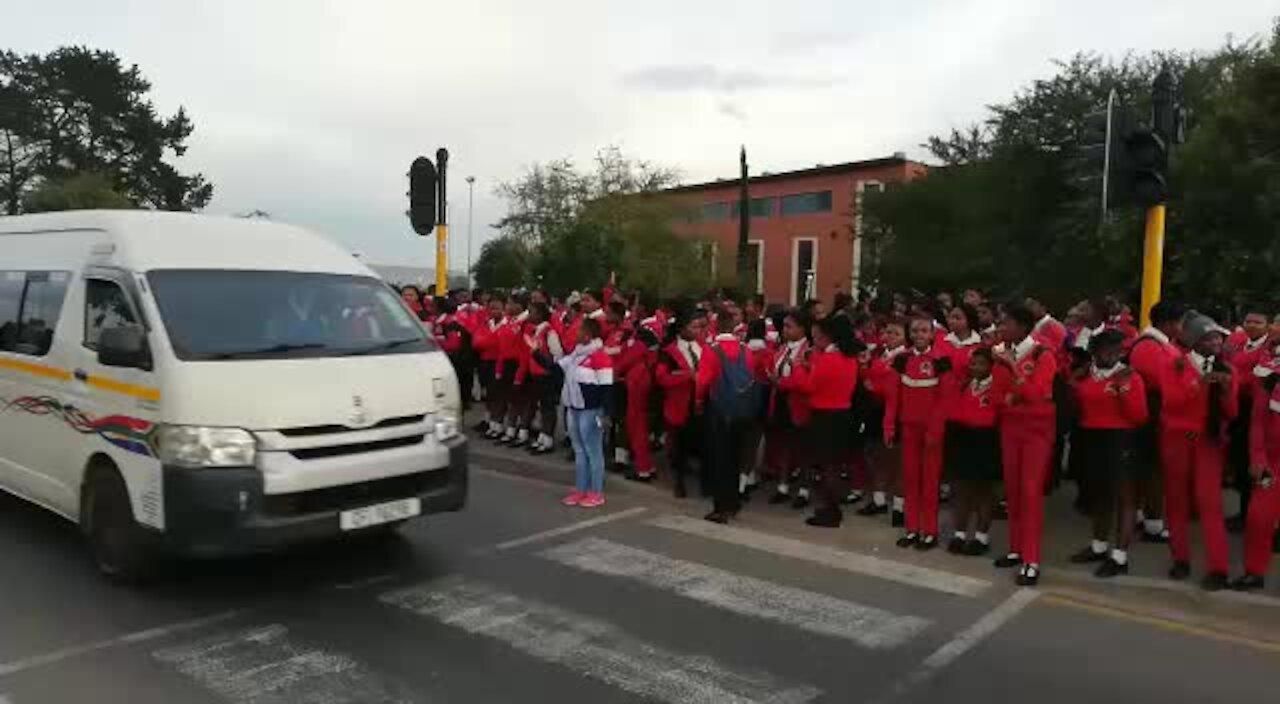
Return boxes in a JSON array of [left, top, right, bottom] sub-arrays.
[[1244, 480, 1280, 576], [1160, 430, 1229, 574], [626, 399, 653, 474], [1001, 415, 1055, 565], [900, 423, 943, 536]]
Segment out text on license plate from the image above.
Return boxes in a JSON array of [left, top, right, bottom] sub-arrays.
[[339, 497, 422, 531]]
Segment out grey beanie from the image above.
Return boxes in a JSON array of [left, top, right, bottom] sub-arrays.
[[1180, 312, 1229, 348]]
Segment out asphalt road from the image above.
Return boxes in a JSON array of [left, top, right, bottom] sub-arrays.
[[0, 461, 1276, 704]]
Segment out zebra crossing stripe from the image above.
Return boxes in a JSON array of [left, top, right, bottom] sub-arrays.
[[540, 537, 930, 650], [649, 514, 991, 597], [153, 624, 412, 704], [381, 578, 822, 704]]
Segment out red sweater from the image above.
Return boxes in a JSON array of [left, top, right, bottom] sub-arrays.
[[1128, 331, 1181, 407], [1073, 367, 1149, 430], [696, 335, 765, 403], [946, 376, 1002, 429], [994, 338, 1057, 421], [1161, 352, 1238, 436], [472, 316, 504, 362], [887, 347, 948, 431], [1250, 374, 1280, 470], [782, 345, 858, 411]]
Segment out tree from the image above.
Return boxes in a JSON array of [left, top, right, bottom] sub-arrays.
[[863, 18, 1280, 310], [0, 46, 213, 214], [22, 172, 132, 212], [472, 236, 531, 290]]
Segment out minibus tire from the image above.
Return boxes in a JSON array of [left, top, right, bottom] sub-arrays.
[[83, 464, 158, 583]]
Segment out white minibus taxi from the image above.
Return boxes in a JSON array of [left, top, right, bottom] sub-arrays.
[[0, 211, 467, 580]]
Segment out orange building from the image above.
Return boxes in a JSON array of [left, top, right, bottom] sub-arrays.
[[668, 154, 926, 305]]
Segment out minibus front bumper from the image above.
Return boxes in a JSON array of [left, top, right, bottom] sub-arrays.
[[155, 435, 468, 557]]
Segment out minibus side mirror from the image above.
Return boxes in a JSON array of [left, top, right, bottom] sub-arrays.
[[98, 325, 152, 370]]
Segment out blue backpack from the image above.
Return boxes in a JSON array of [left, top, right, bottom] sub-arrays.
[[708, 345, 764, 421]]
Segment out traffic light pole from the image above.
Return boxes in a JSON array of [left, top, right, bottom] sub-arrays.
[[435, 148, 449, 294], [1139, 203, 1165, 329]]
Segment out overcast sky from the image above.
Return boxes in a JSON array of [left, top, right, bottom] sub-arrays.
[[6, 1, 1275, 270]]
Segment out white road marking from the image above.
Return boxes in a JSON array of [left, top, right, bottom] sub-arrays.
[[872, 588, 1041, 703], [382, 578, 820, 704], [490, 506, 648, 551], [153, 624, 411, 704], [540, 537, 930, 650], [332, 573, 399, 591], [0, 610, 241, 678], [649, 514, 990, 597]]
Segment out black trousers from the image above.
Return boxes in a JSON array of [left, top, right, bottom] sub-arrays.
[[706, 413, 748, 514], [670, 415, 703, 487]]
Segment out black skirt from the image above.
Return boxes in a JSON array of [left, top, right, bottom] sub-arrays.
[[807, 409, 854, 466], [1073, 428, 1146, 482], [944, 423, 1001, 482]]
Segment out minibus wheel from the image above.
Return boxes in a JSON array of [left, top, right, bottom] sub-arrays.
[[82, 462, 158, 583]]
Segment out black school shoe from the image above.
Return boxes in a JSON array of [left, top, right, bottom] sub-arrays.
[[1231, 574, 1266, 591], [857, 502, 888, 517], [914, 535, 938, 552], [896, 533, 918, 549], [768, 491, 790, 505], [1141, 529, 1170, 544], [994, 554, 1023, 569], [947, 536, 966, 554], [1069, 546, 1109, 564], [624, 470, 655, 483], [1201, 572, 1229, 592], [962, 540, 991, 557], [791, 495, 811, 510], [805, 509, 843, 528], [704, 511, 731, 525], [1095, 558, 1128, 578], [1016, 564, 1040, 587], [1168, 561, 1192, 580]]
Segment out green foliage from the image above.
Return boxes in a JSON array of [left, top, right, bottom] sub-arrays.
[[489, 146, 708, 296], [22, 172, 132, 212], [0, 46, 212, 215], [472, 236, 532, 290], [864, 18, 1280, 311]]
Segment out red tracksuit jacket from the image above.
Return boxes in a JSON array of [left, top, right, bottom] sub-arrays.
[[473, 316, 504, 363], [945, 375, 1002, 428], [656, 340, 704, 428], [780, 345, 858, 412], [1073, 367, 1149, 430], [1160, 352, 1238, 437], [994, 339, 1057, 422], [1250, 372, 1280, 470]]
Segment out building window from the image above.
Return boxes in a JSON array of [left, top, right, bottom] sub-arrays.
[[0, 270, 71, 357], [744, 241, 764, 295], [700, 201, 731, 222], [780, 191, 833, 216], [699, 241, 720, 280], [730, 197, 776, 219], [791, 238, 818, 306]]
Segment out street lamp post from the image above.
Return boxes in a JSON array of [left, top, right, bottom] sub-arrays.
[[465, 176, 476, 289]]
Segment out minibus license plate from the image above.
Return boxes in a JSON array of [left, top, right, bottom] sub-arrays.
[[340, 498, 421, 531]]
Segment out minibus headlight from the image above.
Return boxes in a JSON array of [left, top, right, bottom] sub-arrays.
[[433, 409, 460, 441], [157, 426, 257, 468]]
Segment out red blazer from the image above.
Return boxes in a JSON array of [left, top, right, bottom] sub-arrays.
[[1073, 367, 1149, 430], [1161, 353, 1238, 437], [1250, 372, 1280, 470], [695, 335, 763, 403], [472, 316, 504, 363], [617, 345, 656, 410], [656, 340, 704, 428], [770, 340, 812, 426], [782, 346, 858, 412], [994, 339, 1057, 422], [945, 376, 1003, 429], [886, 348, 949, 441]]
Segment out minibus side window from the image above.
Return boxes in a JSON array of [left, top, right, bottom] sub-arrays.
[[84, 279, 138, 350], [0, 270, 71, 357]]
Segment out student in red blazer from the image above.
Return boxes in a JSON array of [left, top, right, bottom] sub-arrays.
[[523, 302, 566, 454], [767, 310, 814, 507], [1068, 329, 1150, 577], [1127, 300, 1187, 543], [656, 312, 708, 498], [1224, 306, 1274, 528], [855, 321, 903, 518], [1234, 356, 1280, 591], [695, 314, 765, 523], [943, 347, 1005, 557], [474, 297, 507, 438], [886, 316, 950, 549], [618, 328, 661, 482], [494, 295, 533, 446], [1159, 313, 1238, 590], [992, 304, 1058, 586]]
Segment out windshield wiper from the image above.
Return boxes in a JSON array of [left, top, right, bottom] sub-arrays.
[[204, 343, 329, 360], [344, 338, 423, 356]]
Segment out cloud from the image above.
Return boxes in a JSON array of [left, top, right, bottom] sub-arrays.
[[717, 100, 748, 121], [622, 64, 841, 93]]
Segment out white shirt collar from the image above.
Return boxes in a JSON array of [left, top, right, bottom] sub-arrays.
[[1092, 362, 1124, 380], [1013, 335, 1036, 360], [970, 376, 993, 392], [1188, 350, 1214, 374], [1141, 326, 1170, 345], [1244, 334, 1267, 352], [714, 333, 737, 343], [1035, 314, 1055, 331], [912, 345, 932, 356], [785, 339, 806, 353], [587, 309, 605, 319], [944, 331, 981, 347]]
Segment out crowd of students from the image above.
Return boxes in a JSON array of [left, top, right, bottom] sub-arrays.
[[398, 283, 1280, 591]]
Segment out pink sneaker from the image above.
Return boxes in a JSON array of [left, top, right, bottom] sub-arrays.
[[561, 491, 586, 506], [579, 492, 606, 509]]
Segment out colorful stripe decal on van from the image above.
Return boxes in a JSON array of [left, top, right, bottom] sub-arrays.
[[0, 357, 160, 401], [0, 396, 157, 459]]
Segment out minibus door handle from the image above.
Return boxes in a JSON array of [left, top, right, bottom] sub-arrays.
[[73, 368, 89, 382]]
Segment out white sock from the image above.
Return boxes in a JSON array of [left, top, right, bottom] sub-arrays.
[[848, 490, 863, 500], [615, 447, 630, 464], [503, 426, 516, 438], [747, 471, 758, 486], [975, 531, 990, 545], [516, 428, 529, 441], [489, 420, 500, 433], [739, 474, 749, 492], [798, 487, 810, 499], [1110, 548, 1128, 565], [1006, 552, 1022, 560], [777, 482, 789, 494], [873, 491, 887, 507], [1091, 539, 1109, 555], [1136, 508, 1146, 523], [539, 433, 553, 449], [954, 531, 967, 541], [1144, 519, 1164, 534], [892, 496, 904, 512]]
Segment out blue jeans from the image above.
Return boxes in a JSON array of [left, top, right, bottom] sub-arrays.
[[567, 407, 606, 494]]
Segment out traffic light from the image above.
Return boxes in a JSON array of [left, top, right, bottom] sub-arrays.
[[409, 156, 438, 236], [1124, 126, 1168, 207], [1075, 94, 1132, 214]]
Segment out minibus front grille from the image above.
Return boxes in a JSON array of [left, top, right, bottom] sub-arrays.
[[286, 434, 424, 460], [278, 414, 426, 437], [262, 470, 450, 516]]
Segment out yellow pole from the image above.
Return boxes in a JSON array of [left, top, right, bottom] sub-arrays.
[[435, 223, 449, 293], [1138, 204, 1166, 330]]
